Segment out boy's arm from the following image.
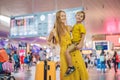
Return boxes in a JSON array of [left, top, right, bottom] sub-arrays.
[[76, 33, 85, 50]]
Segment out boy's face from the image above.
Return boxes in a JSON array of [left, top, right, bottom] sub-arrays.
[[76, 13, 84, 22]]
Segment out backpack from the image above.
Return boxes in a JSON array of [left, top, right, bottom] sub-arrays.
[[24, 57, 29, 64]]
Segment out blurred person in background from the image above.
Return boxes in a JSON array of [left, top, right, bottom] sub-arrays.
[[113, 51, 119, 73], [20, 53, 25, 71], [106, 52, 111, 70], [13, 50, 20, 72], [100, 50, 106, 73], [5, 44, 12, 57]]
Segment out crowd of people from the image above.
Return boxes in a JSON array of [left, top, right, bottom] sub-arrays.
[[0, 45, 50, 73], [83, 50, 120, 73]]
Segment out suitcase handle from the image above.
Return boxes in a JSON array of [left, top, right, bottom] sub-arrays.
[[49, 75, 51, 80], [44, 60, 47, 80], [48, 65, 50, 70]]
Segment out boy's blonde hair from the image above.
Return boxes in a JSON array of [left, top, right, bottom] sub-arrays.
[[76, 11, 85, 21]]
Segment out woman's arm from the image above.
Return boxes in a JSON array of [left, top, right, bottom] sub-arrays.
[[48, 31, 54, 43]]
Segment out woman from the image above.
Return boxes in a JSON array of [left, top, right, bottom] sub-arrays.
[[13, 51, 20, 71], [48, 10, 88, 80], [113, 51, 119, 72], [106, 52, 111, 69], [20, 53, 24, 71], [100, 50, 106, 73]]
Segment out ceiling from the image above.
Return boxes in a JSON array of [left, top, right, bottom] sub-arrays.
[[0, 0, 120, 43]]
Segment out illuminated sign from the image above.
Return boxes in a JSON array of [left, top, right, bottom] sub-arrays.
[[95, 42, 108, 50], [10, 7, 84, 38]]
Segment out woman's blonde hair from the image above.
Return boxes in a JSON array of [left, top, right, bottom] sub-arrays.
[[54, 10, 68, 43]]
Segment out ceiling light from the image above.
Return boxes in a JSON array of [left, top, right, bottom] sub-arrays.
[[39, 37, 46, 40], [0, 15, 10, 24]]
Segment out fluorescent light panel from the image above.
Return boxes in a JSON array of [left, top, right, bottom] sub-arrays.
[[0, 15, 10, 24]]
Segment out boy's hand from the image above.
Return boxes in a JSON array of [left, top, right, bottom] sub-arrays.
[[75, 44, 83, 50]]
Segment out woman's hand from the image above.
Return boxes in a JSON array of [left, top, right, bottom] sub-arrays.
[[75, 44, 83, 50]]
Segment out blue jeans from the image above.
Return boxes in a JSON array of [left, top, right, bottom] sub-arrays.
[[101, 61, 105, 72]]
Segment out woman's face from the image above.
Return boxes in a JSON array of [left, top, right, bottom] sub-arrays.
[[76, 13, 84, 22], [60, 12, 66, 24]]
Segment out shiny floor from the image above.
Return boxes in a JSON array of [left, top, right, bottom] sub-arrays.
[[4, 66, 120, 80], [88, 68, 120, 80]]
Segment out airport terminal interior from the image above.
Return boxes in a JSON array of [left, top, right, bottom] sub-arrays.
[[0, 0, 120, 80]]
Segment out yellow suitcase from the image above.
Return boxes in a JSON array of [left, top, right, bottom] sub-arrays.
[[35, 60, 56, 80]]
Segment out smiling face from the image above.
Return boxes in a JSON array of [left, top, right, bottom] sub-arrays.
[[75, 11, 85, 23], [59, 11, 66, 24]]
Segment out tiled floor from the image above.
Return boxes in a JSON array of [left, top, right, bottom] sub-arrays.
[[3, 66, 120, 80], [88, 68, 120, 80]]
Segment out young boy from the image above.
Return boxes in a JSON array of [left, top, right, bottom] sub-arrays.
[[65, 11, 86, 76]]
